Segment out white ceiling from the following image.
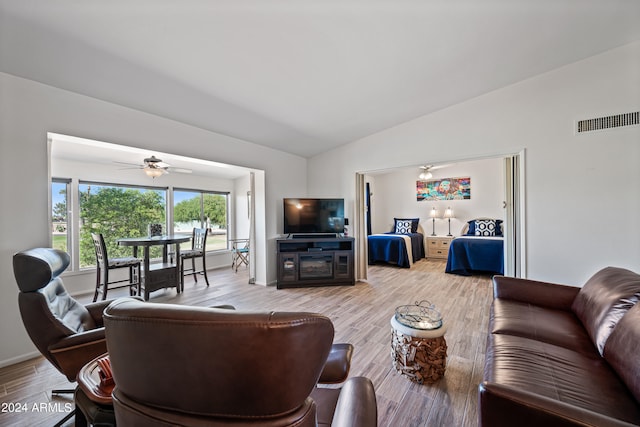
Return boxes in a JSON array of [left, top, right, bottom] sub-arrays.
[[2, 0, 640, 158], [50, 133, 253, 180]]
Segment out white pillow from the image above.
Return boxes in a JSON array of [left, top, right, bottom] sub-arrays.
[[395, 220, 413, 234]]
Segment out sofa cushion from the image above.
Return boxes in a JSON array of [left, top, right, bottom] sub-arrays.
[[604, 302, 640, 403], [571, 267, 640, 355], [483, 333, 640, 425], [490, 299, 594, 356]]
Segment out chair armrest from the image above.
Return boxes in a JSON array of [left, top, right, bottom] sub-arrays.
[[331, 377, 377, 427], [85, 300, 115, 326], [48, 329, 107, 381], [86, 296, 145, 326], [49, 328, 106, 351], [492, 276, 580, 310], [319, 343, 353, 384]]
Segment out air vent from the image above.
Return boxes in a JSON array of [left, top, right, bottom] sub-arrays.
[[576, 111, 639, 133]]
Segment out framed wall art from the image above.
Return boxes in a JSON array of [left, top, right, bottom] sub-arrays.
[[417, 177, 471, 201]]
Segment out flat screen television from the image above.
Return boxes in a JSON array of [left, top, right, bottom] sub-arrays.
[[283, 198, 345, 235]]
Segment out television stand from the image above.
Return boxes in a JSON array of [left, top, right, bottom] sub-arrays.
[[277, 236, 355, 289]]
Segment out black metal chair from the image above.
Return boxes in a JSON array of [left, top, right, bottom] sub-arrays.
[[180, 227, 210, 291], [90, 233, 141, 302]]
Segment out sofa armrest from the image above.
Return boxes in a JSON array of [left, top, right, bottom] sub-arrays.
[[319, 343, 353, 384], [331, 377, 377, 427], [479, 382, 635, 427], [492, 276, 580, 310]]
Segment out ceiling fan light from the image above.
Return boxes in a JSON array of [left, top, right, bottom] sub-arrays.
[[419, 171, 432, 180], [144, 167, 165, 178]]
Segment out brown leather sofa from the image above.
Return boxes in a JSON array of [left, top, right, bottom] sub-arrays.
[[479, 267, 640, 426], [103, 297, 378, 426]]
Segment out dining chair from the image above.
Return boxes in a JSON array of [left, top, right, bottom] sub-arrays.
[[91, 233, 141, 302], [180, 227, 209, 290], [231, 238, 250, 272]]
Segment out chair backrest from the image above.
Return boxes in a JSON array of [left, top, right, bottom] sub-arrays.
[[192, 227, 208, 251], [13, 248, 98, 380], [91, 232, 108, 267], [233, 238, 250, 252], [104, 297, 334, 426]]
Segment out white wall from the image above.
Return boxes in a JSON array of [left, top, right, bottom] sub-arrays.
[[0, 72, 307, 366], [368, 158, 503, 236], [308, 42, 640, 286], [234, 174, 251, 240]]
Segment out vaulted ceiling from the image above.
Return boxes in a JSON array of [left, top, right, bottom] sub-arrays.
[[2, 0, 639, 158]]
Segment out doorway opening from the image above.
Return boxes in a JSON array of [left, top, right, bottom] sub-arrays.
[[354, 151, 526, 280]]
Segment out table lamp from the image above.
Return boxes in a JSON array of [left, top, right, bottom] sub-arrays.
[[429, 207, 438, 236], [443, 207, 454, 236]]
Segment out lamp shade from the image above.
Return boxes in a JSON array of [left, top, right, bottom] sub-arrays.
[[429, 207, 438, 218], [443, 207, 454, 219]]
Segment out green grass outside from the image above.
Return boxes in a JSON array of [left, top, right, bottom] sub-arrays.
[[52, 234, 67, 252]]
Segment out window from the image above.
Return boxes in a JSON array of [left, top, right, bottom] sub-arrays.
[[173, 189, 229, 251], [78, 182, 167, 268], [51, 179, 70, 253]]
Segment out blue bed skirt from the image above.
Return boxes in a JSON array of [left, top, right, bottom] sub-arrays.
[[445, 237, 504, 276], [368, 233, 425, 268]]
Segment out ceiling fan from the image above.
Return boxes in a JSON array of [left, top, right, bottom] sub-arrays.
[[115, 155, 193, 178], [418, 164, 449, 180]]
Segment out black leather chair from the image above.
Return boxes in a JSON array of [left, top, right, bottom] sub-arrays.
[[13, 248, 114, 426], [104, 297, 378, 426]]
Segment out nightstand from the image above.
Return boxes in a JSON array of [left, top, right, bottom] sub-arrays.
[[426, 236, 453, 259]]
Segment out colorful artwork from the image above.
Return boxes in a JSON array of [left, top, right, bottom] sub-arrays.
[[417, 177, 471, 201]]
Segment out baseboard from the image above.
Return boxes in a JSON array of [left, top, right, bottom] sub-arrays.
[[0, 350, 41, 369]]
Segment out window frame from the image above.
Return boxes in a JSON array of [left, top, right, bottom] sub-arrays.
[[173, 187, 230, 252], [51, 178, 71, 256], [51, 178, 232, 272]]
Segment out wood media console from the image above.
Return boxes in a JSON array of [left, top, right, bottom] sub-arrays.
[[276, 236, 355, 289]]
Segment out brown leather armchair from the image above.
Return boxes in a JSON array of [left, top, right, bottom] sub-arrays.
[[104, 297, 378, 426], [13, 248, 114, 425]]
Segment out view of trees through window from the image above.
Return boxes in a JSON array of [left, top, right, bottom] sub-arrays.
[[174, 190, 228, 252], [51, 179, 70, 253], [51, 180, 230, 270], [79, 183, 167, 268]]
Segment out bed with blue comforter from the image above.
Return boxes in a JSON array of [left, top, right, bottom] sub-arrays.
[[445, 236, 504, 276], [368, 232, 425, 268], [445, 217, 505, 276]]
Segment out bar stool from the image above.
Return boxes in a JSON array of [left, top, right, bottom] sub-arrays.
[[180, 228, 210, 290], [91, 233, 141, 302]]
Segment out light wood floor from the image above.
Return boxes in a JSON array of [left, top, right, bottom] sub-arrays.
[[0, 259, 493, 427]]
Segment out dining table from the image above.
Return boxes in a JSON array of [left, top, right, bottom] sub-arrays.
[[117, 234, 190, 300]]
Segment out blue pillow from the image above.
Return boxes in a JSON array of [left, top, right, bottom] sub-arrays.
[[466, 219, 503, 236], [393, 218, 419, 234]]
